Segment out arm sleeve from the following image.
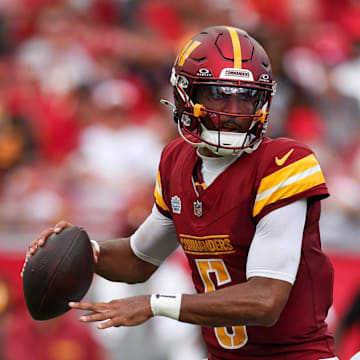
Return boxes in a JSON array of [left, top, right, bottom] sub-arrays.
[[130, 205, 179, 266], [246, 199, 307, 285]]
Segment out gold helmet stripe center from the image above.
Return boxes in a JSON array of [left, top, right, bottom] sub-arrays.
[[226, 26, 242, 69]]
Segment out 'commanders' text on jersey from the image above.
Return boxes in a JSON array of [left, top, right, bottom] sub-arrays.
[[154, 136, 335, 360]]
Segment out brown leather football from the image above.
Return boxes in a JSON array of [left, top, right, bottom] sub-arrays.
[[22, 226, 95, 320]]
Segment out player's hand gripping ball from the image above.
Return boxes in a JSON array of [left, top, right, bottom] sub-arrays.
[[22, 226, 95, 320]]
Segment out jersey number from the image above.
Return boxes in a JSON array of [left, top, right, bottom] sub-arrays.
[[195, 259, 248, 349]]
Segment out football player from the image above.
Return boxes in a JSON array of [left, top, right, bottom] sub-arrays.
[[25, 26, 338, 359]]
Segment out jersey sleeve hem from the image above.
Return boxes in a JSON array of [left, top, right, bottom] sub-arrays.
[[246, 269, 296, 285], [130, 236, 163, 266], [155, 203, 172, 219], [254, 186, 329, 223]]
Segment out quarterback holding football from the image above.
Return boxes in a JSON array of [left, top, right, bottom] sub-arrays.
[[26, 26, 338, 360]]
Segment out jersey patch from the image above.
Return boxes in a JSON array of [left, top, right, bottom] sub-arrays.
[[171, 195, 182, 214]]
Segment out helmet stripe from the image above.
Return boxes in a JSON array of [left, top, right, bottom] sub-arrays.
[[178, 40, 201, 66], [226, 26, 242, 69], [174, 39, 192, 65]]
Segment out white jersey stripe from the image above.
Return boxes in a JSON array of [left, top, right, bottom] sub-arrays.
[[255, 165, 321, 203]]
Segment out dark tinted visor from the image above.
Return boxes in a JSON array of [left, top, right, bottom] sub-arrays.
[[194, 85, 266, 112]]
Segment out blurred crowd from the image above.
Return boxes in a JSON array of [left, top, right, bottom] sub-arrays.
[[0, 0, 360, 359]]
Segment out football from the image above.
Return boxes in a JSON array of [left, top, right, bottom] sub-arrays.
[[22, 226, 95, 320]]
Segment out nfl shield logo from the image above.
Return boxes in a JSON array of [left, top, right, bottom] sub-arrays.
[[193, 200, 203, 217]]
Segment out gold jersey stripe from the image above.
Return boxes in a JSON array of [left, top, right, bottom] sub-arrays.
[[256, 164, 322, 202], [156, 171, 162, 189], [253, 168, 325, 217], [154, 187, 169, 211], [258, 154, 320, 195], [154, 171, 169, 211], [226, 26, 242, 68], [178, 40, 201, 66]]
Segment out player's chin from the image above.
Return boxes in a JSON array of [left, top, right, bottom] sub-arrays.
[[221, 118, 252, 131]]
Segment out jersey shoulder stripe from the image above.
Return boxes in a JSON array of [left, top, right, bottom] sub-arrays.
[[154, 137, 194, 215], [154, 170, 169, 212], [253, 153, 325, 217]]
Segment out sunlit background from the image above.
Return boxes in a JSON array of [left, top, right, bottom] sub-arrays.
[[0, 0, 359, 359]]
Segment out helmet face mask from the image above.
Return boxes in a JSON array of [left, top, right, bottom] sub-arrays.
[[169, 26, 276, 156], [193, 85, 267, 130]]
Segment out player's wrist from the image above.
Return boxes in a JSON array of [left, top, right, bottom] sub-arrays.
[[150, 294, 182, 320]]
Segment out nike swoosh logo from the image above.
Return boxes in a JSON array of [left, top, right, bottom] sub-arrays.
[[275, 148, 294, 166]]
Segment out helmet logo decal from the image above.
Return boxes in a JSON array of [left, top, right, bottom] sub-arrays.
[[219, 68, 254, 81], [225, 26, 242, 68], [196, 68, 214, 77], [175, 40, 201, 67], [259, 73, 270, 82]]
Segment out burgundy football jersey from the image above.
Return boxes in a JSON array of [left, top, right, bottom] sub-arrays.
[[154, 136, 336, 359]]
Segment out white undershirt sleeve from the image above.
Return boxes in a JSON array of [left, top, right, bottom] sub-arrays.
[[246, 199, 307, 285], [131, 198, 307, 282], [130, 205, 179, 266]]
